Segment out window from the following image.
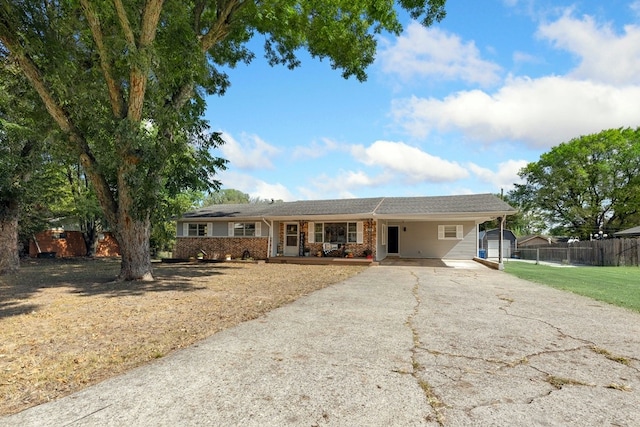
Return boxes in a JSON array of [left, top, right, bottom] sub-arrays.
[[438, 225, 463, 240], [188, 224, 207, 237], [314, 223, 323, 243], [234, 222, 256, 237], [228, 222, 261, 237], [51, 230, 66, 239], [348, 222, 357, 243], [309, 222, 361, 243]]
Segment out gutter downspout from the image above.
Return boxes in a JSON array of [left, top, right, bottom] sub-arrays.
[[262, 218, 272, 259]]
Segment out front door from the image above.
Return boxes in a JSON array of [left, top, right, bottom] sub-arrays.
[[284, 223, 299, 256], [388, 226, 399, 254]]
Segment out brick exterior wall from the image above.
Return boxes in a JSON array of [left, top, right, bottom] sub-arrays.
[[174, 237, 268, 260], [285, 219, 377, 258], [29, 230, 121, 258]]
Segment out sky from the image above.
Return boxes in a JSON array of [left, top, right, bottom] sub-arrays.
[[203, 0, 640, 202]]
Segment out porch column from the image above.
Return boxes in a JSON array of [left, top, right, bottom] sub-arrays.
[[498, 216, 505, 270]]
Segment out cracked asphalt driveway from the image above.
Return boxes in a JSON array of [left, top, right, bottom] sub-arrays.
[[3, 262, 639, 426], [409, 263, 640, 426]]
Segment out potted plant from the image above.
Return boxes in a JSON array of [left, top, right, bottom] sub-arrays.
[[344, 249, 353, 258], [304, 247, 310, 257], [363, 249, 373, 259]]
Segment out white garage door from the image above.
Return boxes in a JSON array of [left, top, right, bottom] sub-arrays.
[[487, 240, 511, 258]]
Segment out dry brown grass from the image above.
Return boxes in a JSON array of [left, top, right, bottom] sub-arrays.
[[0, 258, 366, 416]]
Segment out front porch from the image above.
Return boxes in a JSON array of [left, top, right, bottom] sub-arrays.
[[267, 256, 377, 266]]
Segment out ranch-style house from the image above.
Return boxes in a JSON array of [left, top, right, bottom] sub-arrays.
[[174, 193, 516, 263]]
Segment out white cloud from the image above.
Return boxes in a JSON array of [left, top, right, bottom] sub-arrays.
[[219, 132, 279, 170], [537, 13, 640, 85], [389, 11, 640, 149], [292, 137, 341, 159], [632, 1, 640, 19], [512, 51, 540, 65], [391, 76, 640, 148], [352, 140, 469, 182], [309, 169, 390, 195], [378, 22, 502, 87], [217, 171, 295, 202], [468, 159, 528, 192]]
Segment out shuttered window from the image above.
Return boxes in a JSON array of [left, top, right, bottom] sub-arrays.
[[438, 225, 463, 240], [187, 224, 207, 237], [229, 222, 261, 237], [308, 222, 363, 243]]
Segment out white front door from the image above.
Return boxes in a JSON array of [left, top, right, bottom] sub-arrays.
[[284, 223, 299, 256]]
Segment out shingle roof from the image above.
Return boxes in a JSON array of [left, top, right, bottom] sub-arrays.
[[180, 194, 516, 219], [374, 194, 515, 215], [614, 225, 640, 236], [181, 203, 274, 219], [267, 198, 384, 216]]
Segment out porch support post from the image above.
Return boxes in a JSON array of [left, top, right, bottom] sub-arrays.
[[498, 216, 505, 270]]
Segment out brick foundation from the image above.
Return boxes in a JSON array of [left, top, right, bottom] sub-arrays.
[[174, 237, 268, 260]]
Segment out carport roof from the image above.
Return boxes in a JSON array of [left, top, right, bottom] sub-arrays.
[[181, 193, 516, 220], [614, 225, 640, 237]]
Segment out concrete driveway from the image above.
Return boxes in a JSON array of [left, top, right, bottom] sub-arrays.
[[3, 263, 639, 426]]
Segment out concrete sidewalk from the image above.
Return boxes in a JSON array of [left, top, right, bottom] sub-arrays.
[[3, 264, 639, 426]]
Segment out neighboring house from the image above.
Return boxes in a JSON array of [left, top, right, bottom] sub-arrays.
[[29, 229, 120, 258], [613, 225, 640, 238], [479, 229, 517, 258], [174, 194, 516, 262], [517, 235, 555, 247]]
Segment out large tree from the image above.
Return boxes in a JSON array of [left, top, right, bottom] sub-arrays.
[[516, 128, 640, 238], [0, 0, 446, 280], [0, 58, 51, 274]]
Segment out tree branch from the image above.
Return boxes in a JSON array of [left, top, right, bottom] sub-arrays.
[[0, 33, 119, 227], [199, 0, 244, 52], [113, 0, 136, 48], [127, 0, 164, 121], [80, 0, 125, 118]]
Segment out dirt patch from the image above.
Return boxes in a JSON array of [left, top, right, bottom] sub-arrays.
[[0, 258, 366, 416]]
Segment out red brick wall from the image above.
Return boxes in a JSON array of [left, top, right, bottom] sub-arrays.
[[285, 219, 377, 258], [30, 230, 120, 258], [174, 237, 268, 260], [30, 230, 86, 257], [96, 233, 120, 257]]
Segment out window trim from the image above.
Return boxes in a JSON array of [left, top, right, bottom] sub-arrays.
[[187, 223, 208, 237], [228, 222, 261, 237], [438, 224, 463, 240], [307, 221, 363, 244]]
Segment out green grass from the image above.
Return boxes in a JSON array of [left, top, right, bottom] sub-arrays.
[[503, 261, 640, 313]]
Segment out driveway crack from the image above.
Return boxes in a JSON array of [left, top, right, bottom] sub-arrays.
[[406, 272, 446, 426]]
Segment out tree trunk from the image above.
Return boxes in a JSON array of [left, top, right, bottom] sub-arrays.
[[82, 221, 98, 257], [0, 207, 20, 275], [116, 215, 153, 281]]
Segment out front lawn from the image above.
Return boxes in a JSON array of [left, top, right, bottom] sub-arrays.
[[503, 261, 640, 313]]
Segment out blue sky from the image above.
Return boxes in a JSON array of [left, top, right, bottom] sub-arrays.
[[204, 0, 640, 202]]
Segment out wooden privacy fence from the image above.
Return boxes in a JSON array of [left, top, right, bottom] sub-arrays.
[[517, 239, 640, 267]]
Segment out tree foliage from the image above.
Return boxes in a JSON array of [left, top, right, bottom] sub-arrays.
[[0, 0, 447, 280], [480, 192, 547, 237], [0, 58, 52, 273], [202, 188, 251, 205], [515, 128, 640, 238]]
